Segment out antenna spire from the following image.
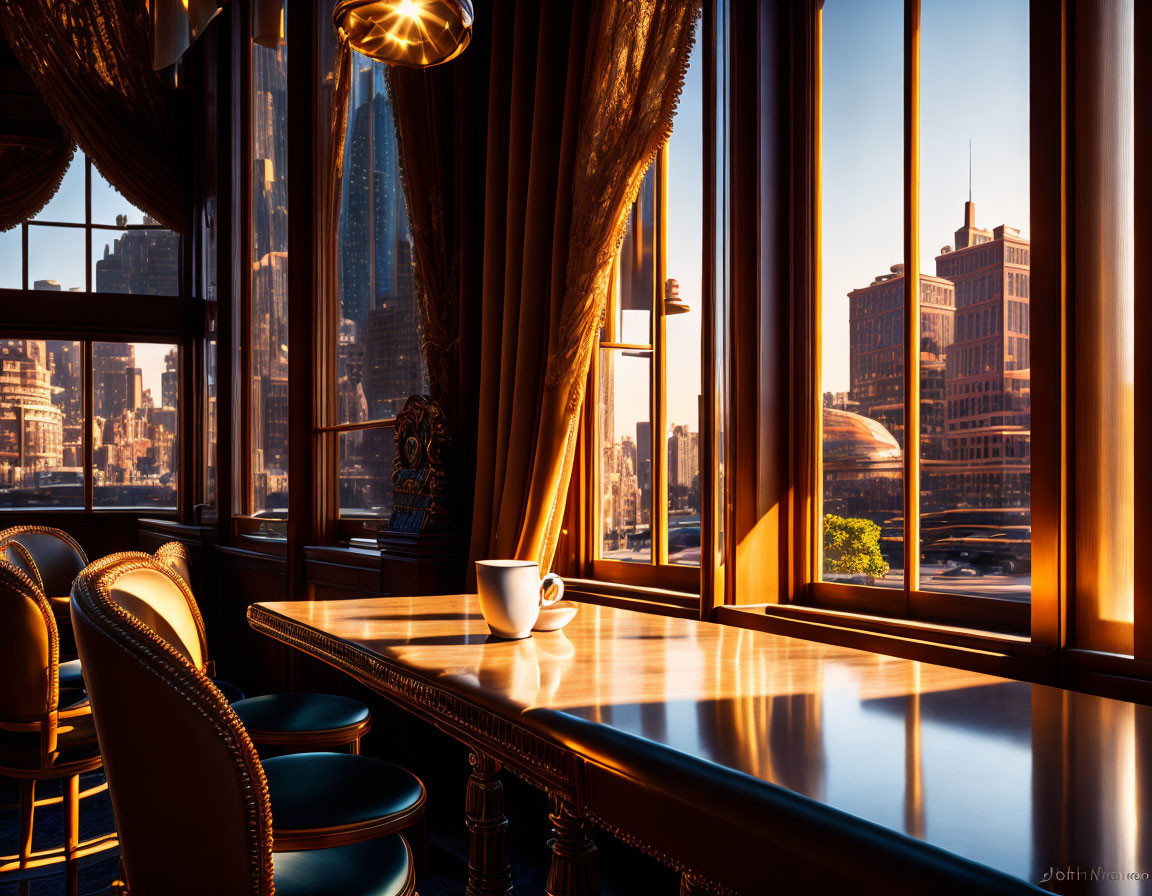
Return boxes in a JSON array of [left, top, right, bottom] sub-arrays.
[[968, 139, 972, 203]]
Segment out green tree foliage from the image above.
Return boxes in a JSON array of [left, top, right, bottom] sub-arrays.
[[823, 514, 889, 580]]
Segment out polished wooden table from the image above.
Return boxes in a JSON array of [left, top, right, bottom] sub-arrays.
[[248, 595, 1151, 895]]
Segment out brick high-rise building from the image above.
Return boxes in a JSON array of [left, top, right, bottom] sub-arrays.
[[847, 266, 955, 458], [934, 201, 1030, 508]]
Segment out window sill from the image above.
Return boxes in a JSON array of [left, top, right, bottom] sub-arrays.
[[716, 603, 1053, 683], [565, 577, 700, 618]]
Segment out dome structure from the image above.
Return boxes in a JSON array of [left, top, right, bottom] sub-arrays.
[[822, 406, 901, 465]]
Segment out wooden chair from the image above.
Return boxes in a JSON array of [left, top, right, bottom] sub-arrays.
[[151, 541, 373, 752], [72, 555, 426, 863], [0, 560, 116, 896]]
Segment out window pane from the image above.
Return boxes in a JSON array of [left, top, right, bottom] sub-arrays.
[[92, 229, 180, 295], [918, 0, 1030, 601], [32, 153, 84, 223], [598, 348, 652, 563], [0, 228, 19, 290], [92, 342, 178, 508], [820, 0, 905, 588], [339, 427, 395, 518], [91, 164, 150, 226], [616, 167, 657, 345], [338, 58, 428, 423], [251, 8, 289, 514], [27, 225, 84, 293], [664, 35, 703, 568], [0, 339, 83, 508]]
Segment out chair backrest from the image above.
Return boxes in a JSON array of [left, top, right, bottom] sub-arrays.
[[0, 540, 44, 592], [75, 553, 206, 672], [71, 556, 274, 896], [0, 526, 88, 597], [154, 541, 192, 590], [0, 560, 57, 725]]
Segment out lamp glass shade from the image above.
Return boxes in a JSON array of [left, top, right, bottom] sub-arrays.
[[334, 0, 473, 68]]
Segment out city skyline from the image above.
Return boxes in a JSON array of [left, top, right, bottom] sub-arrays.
[[0, 338, 179, 507]]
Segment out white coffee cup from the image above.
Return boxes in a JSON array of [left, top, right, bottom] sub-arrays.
[[475, 560, 564, 639]]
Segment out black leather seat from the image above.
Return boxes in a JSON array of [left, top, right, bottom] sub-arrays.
[[70, 555, 416, 896], [264, 752, 426, 850], [232, 693, 371, 750], [212, 677, 247, 703], [59, 658, 85, 690], [273, 836, 414, 896], [151, 542, 370, 752]]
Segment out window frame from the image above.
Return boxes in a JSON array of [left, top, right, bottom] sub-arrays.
[[0, 155, 195, 520], [587, 148, 702, 594], [795, 0, 1061, 637]]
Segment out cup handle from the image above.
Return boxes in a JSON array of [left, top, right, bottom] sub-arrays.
[[540, 572, 564, 607]]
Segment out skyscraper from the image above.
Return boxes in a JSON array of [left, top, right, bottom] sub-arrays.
[[934, 203, 1030, 508], [94, 215, 180, 295]]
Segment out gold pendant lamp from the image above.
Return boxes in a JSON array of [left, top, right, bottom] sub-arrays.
[[333, 0, 473, 68]]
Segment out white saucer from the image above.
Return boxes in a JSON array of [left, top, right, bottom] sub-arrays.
[[533, 601, 578, 632]]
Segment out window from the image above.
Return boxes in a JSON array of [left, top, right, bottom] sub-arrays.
[[248, 6, 289, 523], [0, 146, 186, 513], [91, 342, 180, 508], [0, 339, 179, 510], [327, 55, 428, 533], [3, 152, 180, 295], [817, 0, 1032, 625], [592, 21, 703, 586]]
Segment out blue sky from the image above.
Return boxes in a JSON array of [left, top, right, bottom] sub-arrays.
[[821, 0, 1030, 394]]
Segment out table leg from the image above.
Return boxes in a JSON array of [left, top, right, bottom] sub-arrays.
[[465, 751, 516, 896], [546, 796, 598, 896]]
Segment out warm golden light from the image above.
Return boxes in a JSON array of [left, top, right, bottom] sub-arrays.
[[396, 0, 424, 21], [334, 0, 473, 69]]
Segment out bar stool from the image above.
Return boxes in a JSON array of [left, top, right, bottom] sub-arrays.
[[70, 556, 416, 896], [151, 542, 373, 752], [0, 561, 116, 896], [72, 555, 426, 856]]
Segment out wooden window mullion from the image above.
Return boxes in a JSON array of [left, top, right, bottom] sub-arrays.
[[903, 0, 921, 614]]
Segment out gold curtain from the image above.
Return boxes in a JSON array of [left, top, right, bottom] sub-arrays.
[[473, 0, 700, 572], [387, 0, 699, 573], [0, 143, 75, 232], [0, 37, 76, 231], [0, 0, 191, 233], [515, 0, 701, 570]]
